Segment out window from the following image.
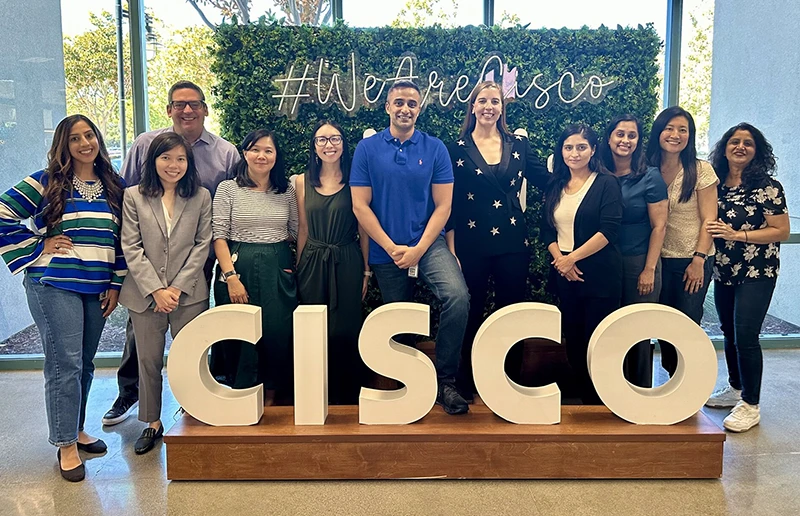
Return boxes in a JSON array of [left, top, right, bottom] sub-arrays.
[[344, 0, 483, 28], [494, 1, 668, 104], [0, 1, 119, 350]]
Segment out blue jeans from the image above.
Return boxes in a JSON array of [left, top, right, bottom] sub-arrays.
[[658, 257, 713, 376], [371, 235, 469, 384], [715, 279, 776, 405], [24, 276, 107, 446]]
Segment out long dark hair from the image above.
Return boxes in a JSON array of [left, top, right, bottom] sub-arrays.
[[307, 120, 351, 188], [458, 81, 512, 139], [709, 122, 776, 192], [646, 106, 698, 203], [544, 124, 605, 227], [139, 133, 200, 198], [232, 129, 288, 194], [41, 114, 124, 230], [600, 114, 646, 178]]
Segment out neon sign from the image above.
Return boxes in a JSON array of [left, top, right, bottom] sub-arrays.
[[272, 52, 616, 119]]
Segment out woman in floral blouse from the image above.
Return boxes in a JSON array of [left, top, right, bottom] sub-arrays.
[[704, 123, 789, 433]]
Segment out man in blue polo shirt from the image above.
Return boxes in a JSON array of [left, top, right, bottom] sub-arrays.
[[351, 80, 470, 415]]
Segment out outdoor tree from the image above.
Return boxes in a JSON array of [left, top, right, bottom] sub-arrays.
[[63, 11, 222, 147], [680, 0, 714, 153], [496, 11, 521, 28], [391, 0, 458, 28], [186, 0, 333, 27], [146, 25, 220, 134], [63, 11, 133, 146]]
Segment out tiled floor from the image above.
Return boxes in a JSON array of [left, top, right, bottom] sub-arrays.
[[1, 351, 799, 516]]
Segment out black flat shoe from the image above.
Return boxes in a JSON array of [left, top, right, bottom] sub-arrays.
[[134, 425, 163, 455], [57, 449, 85, 482], [77, 439, 107, 454]]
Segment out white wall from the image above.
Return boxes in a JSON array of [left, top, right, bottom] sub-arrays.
[[0, 0, 66, 340], [709, 0, 800, 328]]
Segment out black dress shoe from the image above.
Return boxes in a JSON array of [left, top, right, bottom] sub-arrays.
[[57, 449, 85, 482], [77, 439, 107, 454], [134, 425, 163, 455]]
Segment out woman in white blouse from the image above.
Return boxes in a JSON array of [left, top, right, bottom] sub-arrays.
[[645, 107, 718, 377], [210, 129, 298, 405]]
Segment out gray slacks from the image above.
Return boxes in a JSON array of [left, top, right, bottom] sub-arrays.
[[129, 301, 208, 423]]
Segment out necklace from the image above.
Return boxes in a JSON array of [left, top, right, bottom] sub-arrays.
[[72, 175, 104, 202]]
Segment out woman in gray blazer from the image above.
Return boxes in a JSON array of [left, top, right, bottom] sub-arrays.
[[119, 133, 212, 454]]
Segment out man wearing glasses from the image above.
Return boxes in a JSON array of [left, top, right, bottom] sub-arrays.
[[351, 80, 471, 415], [102, 81, 239, 427]]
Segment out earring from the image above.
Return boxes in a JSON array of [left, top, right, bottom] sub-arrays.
[[315, 155, 321, 165]]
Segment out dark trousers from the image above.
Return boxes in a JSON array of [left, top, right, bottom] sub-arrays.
[[116, 256, 215, 399], [715, 278, 776, 405], [658, 257, 713, 376], [620, 254, 662, 388], [557, 275, 620, 404], [458, 252, 529, 392]]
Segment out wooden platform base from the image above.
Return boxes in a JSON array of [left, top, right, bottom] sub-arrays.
[[164, 405, 725, 480]]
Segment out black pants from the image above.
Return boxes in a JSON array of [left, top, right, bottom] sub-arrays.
[[658, 257, 713, 376], [620, 254, 662, 388], [116, 256, 215, 399], [715, 278, 776, 405], [557, 274, 620, 405], [457, 252, 529, 393]]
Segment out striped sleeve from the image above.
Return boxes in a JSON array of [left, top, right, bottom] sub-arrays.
[[110, 232, 127, 290], [0, 173, 46, 274], [287, 184, 298, 241], [212, 180, 233, 241]]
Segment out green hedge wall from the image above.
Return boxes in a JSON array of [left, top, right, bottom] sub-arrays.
[[211, 21, 661, 311]]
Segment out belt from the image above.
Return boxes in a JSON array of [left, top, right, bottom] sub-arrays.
[[304, 236, 357, 310]]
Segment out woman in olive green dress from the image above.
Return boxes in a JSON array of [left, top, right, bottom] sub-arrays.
[[296, 120, 370, 404]]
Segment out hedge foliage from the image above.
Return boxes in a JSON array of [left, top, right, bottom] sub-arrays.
[[211, 21, 661, 311]]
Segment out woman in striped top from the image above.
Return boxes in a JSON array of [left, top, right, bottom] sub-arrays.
[[0, 114, 126, 482], [210, 129, 298, 405]]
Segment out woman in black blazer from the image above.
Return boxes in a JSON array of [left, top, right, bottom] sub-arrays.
[[446, 80, 549, 400], [543, 124, 623, 404]]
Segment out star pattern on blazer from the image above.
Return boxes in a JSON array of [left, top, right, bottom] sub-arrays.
[[446, 132, 549, 257]]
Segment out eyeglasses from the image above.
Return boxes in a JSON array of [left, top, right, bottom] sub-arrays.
[[313, 135, 343, 147], [170, 100, 205, 111]]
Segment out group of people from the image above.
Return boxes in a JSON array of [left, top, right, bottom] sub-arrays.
[[0, 78, 788, 483]]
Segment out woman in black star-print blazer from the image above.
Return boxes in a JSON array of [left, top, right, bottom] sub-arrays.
[[445, 81, 549, 400]]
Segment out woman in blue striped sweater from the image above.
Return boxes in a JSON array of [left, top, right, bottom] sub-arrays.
[[0, 114, 126, 482]]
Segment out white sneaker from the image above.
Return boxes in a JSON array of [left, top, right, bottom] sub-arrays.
[[723, 400, 760, 432], [705, 385, 742, 408]]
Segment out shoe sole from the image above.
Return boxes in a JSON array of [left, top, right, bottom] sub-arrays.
[[436, 401, 469, 415], [724, 416, 760, 433], [102, 401, 139, 426], [134, 442, 158, 455], [704, 400, 740, 408]]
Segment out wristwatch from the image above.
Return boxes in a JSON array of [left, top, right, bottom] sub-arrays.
[[692, 251, 708, 260], [363, 270, 373, 277], [221, 269, 238, 282]]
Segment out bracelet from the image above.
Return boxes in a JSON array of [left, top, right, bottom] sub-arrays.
[[744, 230, 748, 243], [363, 270, 373, 277]]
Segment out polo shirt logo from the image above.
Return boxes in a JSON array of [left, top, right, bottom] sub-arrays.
[[419, 160, 423, 165]]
